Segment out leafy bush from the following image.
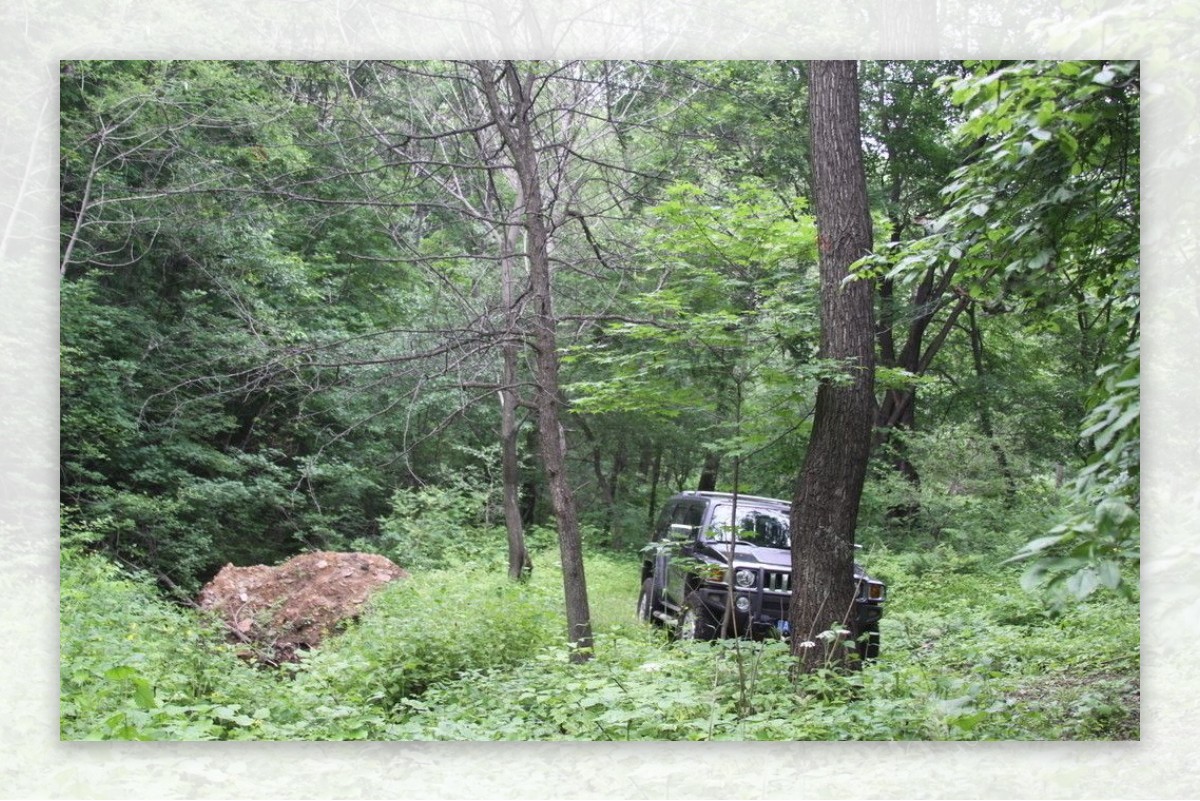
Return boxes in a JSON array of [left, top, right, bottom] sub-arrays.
[[358, 479, 505, 571], [60, 549, 277, 740], [255, 562, 564, 738], [858, 452, 1062, 561], [384, 547, 1138, 741], [61, 538, 1138, 741]]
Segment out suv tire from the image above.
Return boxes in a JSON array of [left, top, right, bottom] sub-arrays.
[[637, 577, 664, 625], [676, 591, 718, 641]]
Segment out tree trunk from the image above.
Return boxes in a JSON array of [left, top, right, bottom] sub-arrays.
[[520, 425, 540, 525], [606, 440, 628, 548], [500, 208, 532, 580], [967, 304, 1017, 505], [479, 60, 594, 660], [646, 444, 663, 530], [790, 60, 876, 671], [577, 416, 626, 546], [697, 450, 721, 492], [874, 268, 925, 493]]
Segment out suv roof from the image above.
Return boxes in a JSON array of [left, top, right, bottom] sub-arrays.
[[671, 491, 791, 507]]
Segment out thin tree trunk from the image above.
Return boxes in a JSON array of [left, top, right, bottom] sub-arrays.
[[500, 210, 532, 580], [967, 304, 1017, 505], [479, 60, 593, 660], [646, 445, 662, 530], [607, 441, 628, 548], [790, 60, 876, 671], [521, 425, 539, 525], [577, 416, 621, 543]]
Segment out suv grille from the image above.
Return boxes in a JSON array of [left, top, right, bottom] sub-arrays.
[[762, 570, 791, 594]]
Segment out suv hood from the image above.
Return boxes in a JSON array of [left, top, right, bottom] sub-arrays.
[[699, 542, 791, 569], [701, 542, 870, 579]]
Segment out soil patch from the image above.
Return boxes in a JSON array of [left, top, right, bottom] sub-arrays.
[[197, 551, 408, 664]]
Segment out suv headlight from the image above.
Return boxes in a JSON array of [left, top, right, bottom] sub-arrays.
[[733, 568, 756, 589]]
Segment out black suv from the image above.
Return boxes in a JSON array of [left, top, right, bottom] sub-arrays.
[[637, 491, 885, 657]]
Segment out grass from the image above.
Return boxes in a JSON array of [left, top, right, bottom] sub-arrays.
[[59, 537, 1139, 741], [376, 543, 1139, 741]]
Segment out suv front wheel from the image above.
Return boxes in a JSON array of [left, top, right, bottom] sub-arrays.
[[676, 592, 718, 641]]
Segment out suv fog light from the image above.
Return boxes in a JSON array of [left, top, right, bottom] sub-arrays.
[[734, 595, 752, 613], [734, 569, 756, 588]]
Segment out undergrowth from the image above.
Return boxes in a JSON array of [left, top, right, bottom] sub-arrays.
[[60, 536, 1138, 741]]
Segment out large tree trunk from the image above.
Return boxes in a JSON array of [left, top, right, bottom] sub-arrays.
[[790, 60, 876, 671], [479, 60, 594, 660]]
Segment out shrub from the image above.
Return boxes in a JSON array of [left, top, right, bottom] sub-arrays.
[[60, 549, 277, 740], [261, 562, 564, 738], [60, 540, 1139, 741], [356, 479, 507, 571]]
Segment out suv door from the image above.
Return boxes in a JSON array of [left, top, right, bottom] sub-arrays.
[[663, 500, 706, 609]]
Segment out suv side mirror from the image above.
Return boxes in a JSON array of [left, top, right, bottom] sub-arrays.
[[667, 523, 697, 541]]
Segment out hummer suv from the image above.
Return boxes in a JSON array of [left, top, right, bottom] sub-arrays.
[[637, 491, 885, 657]]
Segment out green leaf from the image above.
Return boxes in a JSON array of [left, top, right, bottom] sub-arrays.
[[1005, 534, 1066, 563], [1065, 567, 1101, 599], [1097, 560, 1122, 590], [103, 666, 139, 682], [132, 678, 156, 710]]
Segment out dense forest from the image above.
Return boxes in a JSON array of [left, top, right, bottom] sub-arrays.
[[59, 59, 1139, 740]]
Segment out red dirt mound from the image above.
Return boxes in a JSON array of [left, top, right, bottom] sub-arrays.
[[197, 551, 408, 664]]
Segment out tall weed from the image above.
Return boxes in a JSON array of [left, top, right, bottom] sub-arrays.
[[60, 549, 277, 740], [260, 562, 564, 738], [61, 534, 1138, 740]]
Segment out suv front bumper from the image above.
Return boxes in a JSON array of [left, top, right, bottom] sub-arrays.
[[695, 584, 883, 641]]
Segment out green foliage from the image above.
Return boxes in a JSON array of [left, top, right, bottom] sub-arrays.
[[59, 60, 459, 588], [1076, 340, 1140, 504], [61, 536, 1137, 741], [269, 564, 563, 735], [385, 547, 1136, 741], [644, 61, 810, 191], [565, 177, 818, 420], [942, 61, 1143, 603], [859, 60, 963, 236], [364, 479, 497, 571], [563, 174, 824, 496], [59, 60, 1139, 742], [60, 548, 274, 740], [938, 60, 1138, 322], [60, 57, 1134, 594], [856, 60, 1140, 607], [1002, 341, 1139, 608]]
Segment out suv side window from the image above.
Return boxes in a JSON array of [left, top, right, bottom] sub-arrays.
[[670, 501, 705, 537], [653, 503, 675, 540]]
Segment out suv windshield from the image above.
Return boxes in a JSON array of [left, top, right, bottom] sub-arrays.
[[705, 504, 790, 549]]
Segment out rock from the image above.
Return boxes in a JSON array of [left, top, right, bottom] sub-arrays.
[[197, 551, 408, 664]]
